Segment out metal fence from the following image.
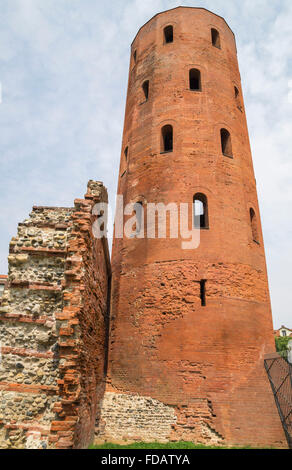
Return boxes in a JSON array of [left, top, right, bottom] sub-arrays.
[[264, 351, 292, 449]]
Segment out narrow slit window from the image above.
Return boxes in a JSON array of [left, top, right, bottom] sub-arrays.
[[234, 86, 243, 112], [193, 193, 209, 229], [124, 146, 128, 161], [220, 129, 233, 157], [164, 25, 173, 44], [250, 208, 259, 244], [142, 80, 149, 100], [211, 28, 221, 48], [161, 125, 173, 153], [200, 280, 206, 307], [189, 69, 201, 91], [133, 50, 137, 63]]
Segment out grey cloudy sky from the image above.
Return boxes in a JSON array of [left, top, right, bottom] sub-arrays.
[[0, 0, 291, 329]]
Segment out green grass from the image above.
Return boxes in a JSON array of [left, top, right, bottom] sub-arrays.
[[89, 441, 255, 449]]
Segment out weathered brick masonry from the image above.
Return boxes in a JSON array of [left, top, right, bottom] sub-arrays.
[[97, 7, 287, 447], [0, 181, 110, 448], [0, 6, 286, 449]]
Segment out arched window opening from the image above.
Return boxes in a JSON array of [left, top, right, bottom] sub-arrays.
[[250, 208, 259, 244], [211, 28, 221, 48], [124, 146, 128, 161], [193, 193, 209, 229], [161, 125, 173, 153], [220, 129, 233, 157], [134, 201, 143, 234], [142, 80, 149, 100], [164, 25, 173, 44], [133, 50, 137, 63], [189, 69, 201, 91]]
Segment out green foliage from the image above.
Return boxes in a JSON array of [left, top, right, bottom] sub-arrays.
[[275, 335, 290, 353]]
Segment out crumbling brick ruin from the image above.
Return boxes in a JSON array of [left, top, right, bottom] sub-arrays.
[[0, 7, 288, 449], [0, 181, 110, 448]]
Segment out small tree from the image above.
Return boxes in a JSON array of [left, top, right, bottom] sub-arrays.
[[275, 335, 290, 353]]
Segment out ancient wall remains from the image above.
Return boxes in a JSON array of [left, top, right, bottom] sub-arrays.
[[0, 6, 287, 450], [0, 181, 110, 449]]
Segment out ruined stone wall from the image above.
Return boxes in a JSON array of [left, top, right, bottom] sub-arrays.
[[96, 391, 224, 446], [0, 181, 110, 449]]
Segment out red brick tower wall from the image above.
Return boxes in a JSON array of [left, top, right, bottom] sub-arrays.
[[99, 7, 286, 447]]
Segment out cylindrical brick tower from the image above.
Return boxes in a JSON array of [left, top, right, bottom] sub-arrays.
[[98, 7, 286, 447]]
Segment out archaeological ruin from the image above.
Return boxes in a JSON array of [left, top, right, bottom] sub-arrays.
[[0, 7, 289, 449]]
